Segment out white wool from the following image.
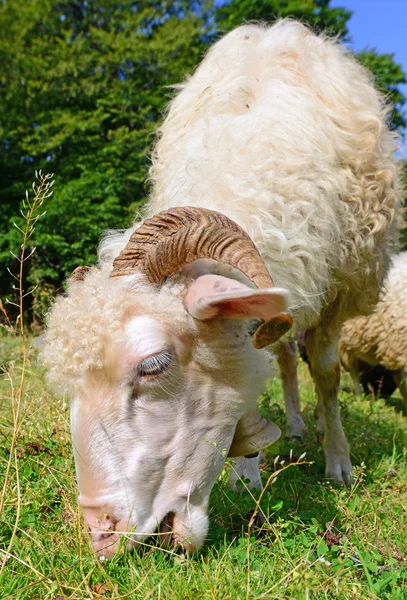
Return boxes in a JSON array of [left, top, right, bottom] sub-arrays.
[[99, 21, 402, 329], [125, 316, 167, 357]]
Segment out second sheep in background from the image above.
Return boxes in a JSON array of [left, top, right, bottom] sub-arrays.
[[339, 252, 407, 406]]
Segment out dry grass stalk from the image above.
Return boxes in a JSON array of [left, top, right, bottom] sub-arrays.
[[0, 171, 54, 575]]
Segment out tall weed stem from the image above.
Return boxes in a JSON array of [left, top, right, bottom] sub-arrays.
[[0, 171, 53, 574]]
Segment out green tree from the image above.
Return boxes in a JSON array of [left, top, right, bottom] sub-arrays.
[[0, 0, 211, 318]]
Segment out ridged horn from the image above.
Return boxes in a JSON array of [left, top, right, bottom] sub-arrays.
[[110, 207, 273, 287], [110, 207, 292, 346], [69, 266, 95, 283]]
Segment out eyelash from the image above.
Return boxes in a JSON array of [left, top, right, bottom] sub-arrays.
[[137, 350, 173, 378]]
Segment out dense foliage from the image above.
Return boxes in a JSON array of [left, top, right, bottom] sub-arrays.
[[0, 0, 405, 321]]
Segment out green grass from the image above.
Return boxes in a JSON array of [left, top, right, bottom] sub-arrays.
[[1, 330, 407, 599]]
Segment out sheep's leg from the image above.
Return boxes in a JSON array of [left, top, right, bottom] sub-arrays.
[[392, 369, 407, 405], [275, 339, 308, 440], [314, 395, 325, 439], [347, 357, 363, 397], [305, 326, 353, 485], [228, 454, 262, 491]]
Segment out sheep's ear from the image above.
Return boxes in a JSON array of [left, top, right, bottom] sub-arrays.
[[184, 274, 289, 322]]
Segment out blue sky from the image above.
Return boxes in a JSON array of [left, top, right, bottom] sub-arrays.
[[331, 0, 407, 155]]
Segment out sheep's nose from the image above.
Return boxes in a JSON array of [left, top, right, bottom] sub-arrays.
[[87, 514, 122, 558], [87, 513, 115, 537]]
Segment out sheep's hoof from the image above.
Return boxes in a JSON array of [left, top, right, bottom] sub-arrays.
[[325, 456, 353, 486], [228, 456, 263, 493], [285, 419, 308, 441]]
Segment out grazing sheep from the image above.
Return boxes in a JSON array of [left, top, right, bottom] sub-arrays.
[[296, 253, 407, 429], [43, 20, 402, 557], [339, 252, 407, 405], [297, 327, 398, 399], [296, 330, 399, 436]]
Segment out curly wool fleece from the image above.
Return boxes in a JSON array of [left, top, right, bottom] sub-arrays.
[[43, 269, 128, 395], [340, 252, 407, 372], [43, 269, 193, 396], [101, 20, 402, 328]]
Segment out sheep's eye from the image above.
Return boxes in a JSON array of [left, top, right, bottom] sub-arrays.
[[138, 350, 172, 377]]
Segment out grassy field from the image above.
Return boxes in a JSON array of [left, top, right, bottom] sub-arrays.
[[1, 330, 407, 600]]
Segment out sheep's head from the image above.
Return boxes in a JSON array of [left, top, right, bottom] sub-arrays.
[[44, 207, 291, 557]]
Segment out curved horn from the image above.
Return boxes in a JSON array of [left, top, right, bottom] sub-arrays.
[[69, 266, 95, 283], [111, 207, 292, 346], [111, 207, 273, 288]]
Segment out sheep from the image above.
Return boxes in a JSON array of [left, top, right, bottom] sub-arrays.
[[296, 332, 400, 436], [295, 253, 407, 430], [339, 252, 407, 405], [298, 328, 400, 397], [43, 20, 402, 557]]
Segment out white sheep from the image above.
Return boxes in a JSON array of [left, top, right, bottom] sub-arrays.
[[43, 20, 402, 556], [339, 251, 407, 404]]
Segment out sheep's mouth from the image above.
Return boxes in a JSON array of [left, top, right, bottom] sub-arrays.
[[87, 510, 195, 555], [157, 511, 197, 553], [158, 511, 176, 547]]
